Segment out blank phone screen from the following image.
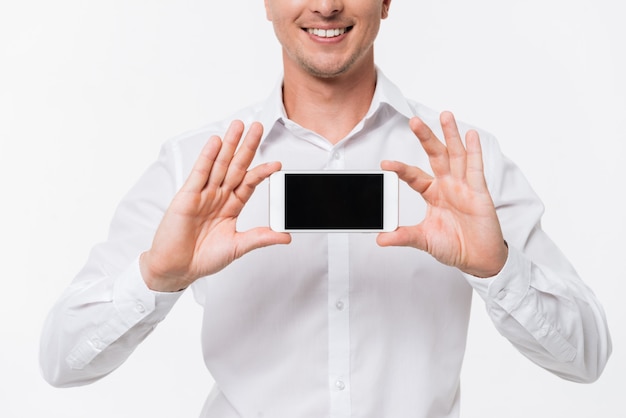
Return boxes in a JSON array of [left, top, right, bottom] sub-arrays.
[[284, 173, 384, 230]]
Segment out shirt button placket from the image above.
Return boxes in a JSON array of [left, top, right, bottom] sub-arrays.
[[327, 148, 344, 170], [328, 233, 351, 416]]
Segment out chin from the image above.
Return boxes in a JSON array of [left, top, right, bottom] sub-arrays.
[[302, 61, 355, 79], [292, 52, 360, 79]]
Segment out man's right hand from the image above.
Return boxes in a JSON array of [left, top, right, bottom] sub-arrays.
[[139, 120, 291, 292]]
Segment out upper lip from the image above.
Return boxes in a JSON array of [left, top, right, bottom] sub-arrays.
[[304, 25, 350, 30]]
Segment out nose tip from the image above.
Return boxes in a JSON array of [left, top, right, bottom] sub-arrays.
[[313, 0, 343, 17]]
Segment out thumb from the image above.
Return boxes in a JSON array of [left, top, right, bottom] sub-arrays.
[[235, 228, 292, 258], [377, 226, 427, 251]]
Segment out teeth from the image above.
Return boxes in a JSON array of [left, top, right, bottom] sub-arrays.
[[307, 27, 346, 38]]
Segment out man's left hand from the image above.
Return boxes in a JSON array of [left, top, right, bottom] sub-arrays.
[[377, 111, 508, 278]]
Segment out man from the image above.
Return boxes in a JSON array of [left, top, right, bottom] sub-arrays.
[[41, 0, 611, 416]]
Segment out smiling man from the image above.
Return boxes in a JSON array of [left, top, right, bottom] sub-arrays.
[[268, 0, 391, 144], [41, 1, 611, 417]]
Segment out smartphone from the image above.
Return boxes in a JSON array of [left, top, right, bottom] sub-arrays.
[[269, 170, 398, 232]]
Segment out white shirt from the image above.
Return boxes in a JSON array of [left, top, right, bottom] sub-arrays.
[[40, 70, 611, 417]]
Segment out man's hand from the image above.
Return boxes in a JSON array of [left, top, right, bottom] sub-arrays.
[[377, 112, 508, 278], [140, 120, 291, 292]]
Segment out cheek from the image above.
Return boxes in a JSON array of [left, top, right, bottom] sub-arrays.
[[359, 21, 382, 45], [271, 19, 293, 44], [356, 7, 384, 38]]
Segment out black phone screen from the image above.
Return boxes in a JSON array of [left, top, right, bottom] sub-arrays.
[[284, 173, 384, 230]]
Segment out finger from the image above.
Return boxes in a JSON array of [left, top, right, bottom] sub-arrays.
[[207, 120, 245, 190], [381, 160, 432, 195], [440, 111, 467, 179], [234, 160, 282, 204], [465, 129, 488, 191], [182, 135, 222, 193], [222, 122, 264, 191], [409, 116, 450, 177]]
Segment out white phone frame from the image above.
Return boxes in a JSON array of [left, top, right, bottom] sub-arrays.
[[269, 170, 399, 233]]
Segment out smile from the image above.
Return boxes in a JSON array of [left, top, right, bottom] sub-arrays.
[[306, 27, 351, 38]]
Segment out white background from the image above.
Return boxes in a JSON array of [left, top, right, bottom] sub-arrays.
[[1, 0, 623, 416]]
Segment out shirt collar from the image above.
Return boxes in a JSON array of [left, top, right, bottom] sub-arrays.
[[257, 67, 415, 144], [372, 67, 415, 120], [257, 77, 288, 144]]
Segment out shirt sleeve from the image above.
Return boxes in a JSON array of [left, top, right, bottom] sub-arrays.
[[40, 141, 184, 388], [464, 133, 612, 383]]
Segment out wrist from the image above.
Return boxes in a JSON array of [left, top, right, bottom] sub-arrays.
[[139, 251, 188, 292], [466, 240, 509, 279]]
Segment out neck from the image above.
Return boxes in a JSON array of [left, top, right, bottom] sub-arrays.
[[282, 56, 377, 145]]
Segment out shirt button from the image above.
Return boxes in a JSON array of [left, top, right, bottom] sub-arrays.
[[335, 380, 346, 390], [333, 151, 342, 160], [91, 338, 104, 350], [335, 300, 345, 311], [136, 303, 146, 314]]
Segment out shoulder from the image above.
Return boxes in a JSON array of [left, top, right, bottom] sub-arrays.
[[166, 101, 266, 151], [154, 101, 267, 188], [404, 97, 499, 147]]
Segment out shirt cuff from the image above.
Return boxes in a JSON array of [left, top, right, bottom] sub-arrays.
[[463, 246, 577, 362], [66, 258, 183, 370], [113, 256, 184, 324], [463, 245, 531, 311]]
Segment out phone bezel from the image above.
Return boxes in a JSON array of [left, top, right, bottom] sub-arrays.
[[269, 170, 399, 233]]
